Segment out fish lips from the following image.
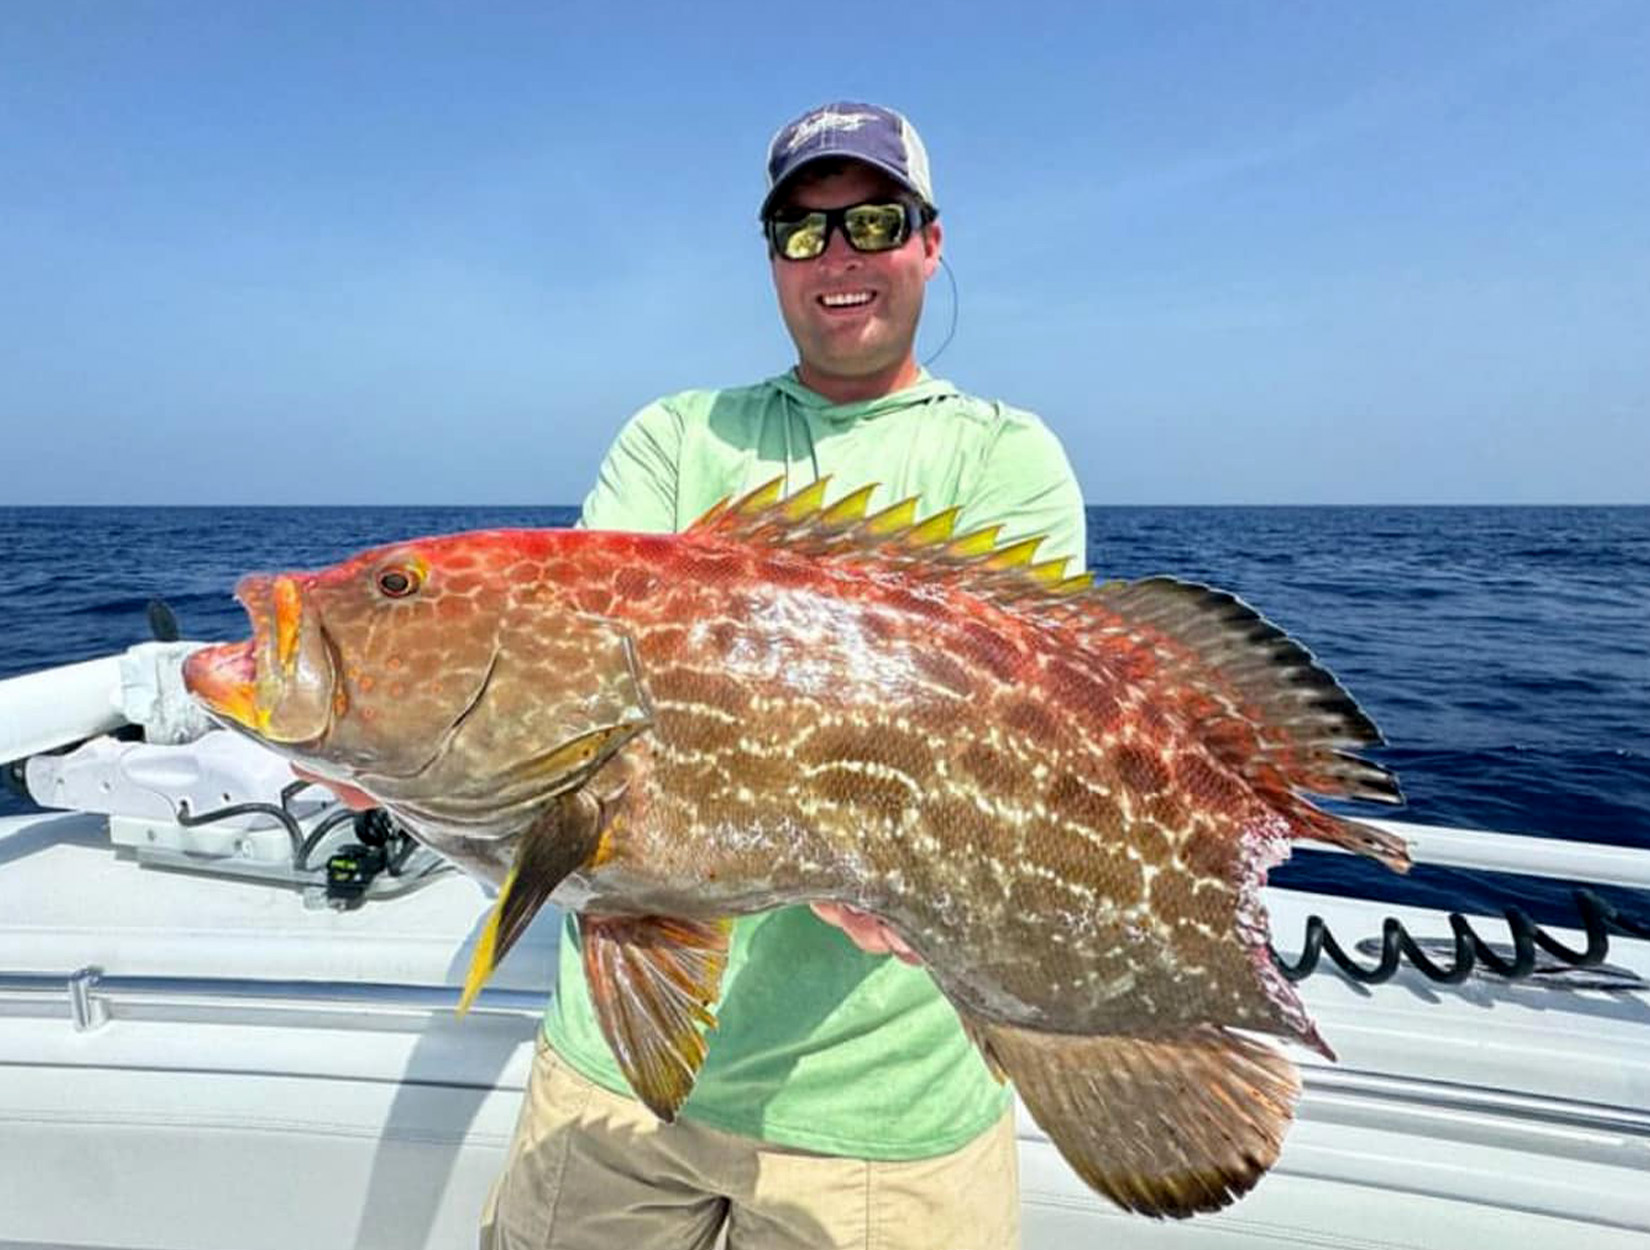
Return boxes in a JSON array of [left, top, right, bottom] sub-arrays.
[[184, 573, 338, 745]]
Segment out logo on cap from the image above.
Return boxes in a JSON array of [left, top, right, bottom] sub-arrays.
[[782, 107, 880, 154]]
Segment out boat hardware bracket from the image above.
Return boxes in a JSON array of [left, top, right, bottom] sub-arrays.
[[67, 965, 110, 1032]]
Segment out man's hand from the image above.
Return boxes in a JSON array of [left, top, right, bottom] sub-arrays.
[[292, 765, 377, 812], [810, 903, 922, 965]]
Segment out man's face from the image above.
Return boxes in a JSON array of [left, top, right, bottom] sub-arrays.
[[768, 162, 943, 387]]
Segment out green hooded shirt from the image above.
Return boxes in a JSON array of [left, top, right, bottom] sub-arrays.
[[542, 370, 1087, 1159]]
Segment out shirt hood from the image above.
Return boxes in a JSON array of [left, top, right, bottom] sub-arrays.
[[771, 370, 960, 424]]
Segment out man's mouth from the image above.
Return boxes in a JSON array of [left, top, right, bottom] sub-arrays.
[[818, 290, 876, 311]]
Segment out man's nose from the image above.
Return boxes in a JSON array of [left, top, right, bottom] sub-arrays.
[[818, 223, 862, 266]]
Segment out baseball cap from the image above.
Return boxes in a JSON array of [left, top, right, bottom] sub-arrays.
[[761, 101, 936, 218]]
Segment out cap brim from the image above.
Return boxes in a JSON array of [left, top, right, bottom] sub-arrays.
[[759, 153, 928, 218]]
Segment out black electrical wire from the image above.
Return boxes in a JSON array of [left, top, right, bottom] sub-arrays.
[[174, 794, 307, 862], [920, 256, 959, 368], [176, 779, 366, 871], [1271, 888, 1650, 985], [386, 831, 421, 876]]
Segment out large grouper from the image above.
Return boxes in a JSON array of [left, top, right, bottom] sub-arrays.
[[183, 478, 1409, 1218]]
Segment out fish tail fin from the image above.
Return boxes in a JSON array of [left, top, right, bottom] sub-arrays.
[[457, 791, 607, 1016], [1088, 578, 1411, 871], [967, 1014, 1299, 1218]]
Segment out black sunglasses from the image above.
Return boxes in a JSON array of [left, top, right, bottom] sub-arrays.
[[764, 200, 930, 261]]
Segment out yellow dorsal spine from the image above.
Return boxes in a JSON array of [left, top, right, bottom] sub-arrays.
[[1028, 556, 1072, 585], [820, 483, 878, 526], [781, 477, 832, 521], [864, 497, 920, 536], [944, 525, 1002, 559], [734, 479, 785, 515], [984, 536, 1045, 570], [907, 507, 962, 545], [684, 479, 1091, 606]]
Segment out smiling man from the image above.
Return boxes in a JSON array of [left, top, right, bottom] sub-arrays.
[[480, 102, 1087, 1250]]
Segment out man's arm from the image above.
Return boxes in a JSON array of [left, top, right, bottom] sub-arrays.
[[962, 407, 1088, 570]]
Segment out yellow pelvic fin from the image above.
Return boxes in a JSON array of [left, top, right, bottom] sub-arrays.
[[454, 789, 609, 1018], [457, 866, 517, 1016]]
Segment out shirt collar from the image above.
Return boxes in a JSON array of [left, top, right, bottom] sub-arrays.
[[771, 369, 959, 422]]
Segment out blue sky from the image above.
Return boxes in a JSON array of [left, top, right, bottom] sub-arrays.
[[3, 1, 1646, 505]]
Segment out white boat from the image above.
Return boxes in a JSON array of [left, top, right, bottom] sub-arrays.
[[2, 646, 1647, 1248]]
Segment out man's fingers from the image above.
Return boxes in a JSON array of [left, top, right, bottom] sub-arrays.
[[809, 903, 922, 965]]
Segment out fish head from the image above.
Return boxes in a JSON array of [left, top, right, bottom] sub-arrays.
[[185, 536, 507, 774], [184, 531, 652, 831]]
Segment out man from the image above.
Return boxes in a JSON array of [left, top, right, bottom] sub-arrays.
[[480, 101, 1087, 1250]]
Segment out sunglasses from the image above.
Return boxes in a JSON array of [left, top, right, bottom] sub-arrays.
[[764, 200, 928, 261]]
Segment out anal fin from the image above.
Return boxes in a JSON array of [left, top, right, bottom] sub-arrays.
[[581, 913, 733, 1122], [968, 1015, 1300, 1218]]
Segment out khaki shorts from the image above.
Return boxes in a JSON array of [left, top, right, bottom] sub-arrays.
[[479, 1035, 1020, 1250]]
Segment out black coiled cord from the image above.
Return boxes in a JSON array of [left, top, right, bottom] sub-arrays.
[[1271, 888, 1650, 985]]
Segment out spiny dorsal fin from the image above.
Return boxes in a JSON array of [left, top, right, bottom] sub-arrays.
[[685, 477, 1087, 606]]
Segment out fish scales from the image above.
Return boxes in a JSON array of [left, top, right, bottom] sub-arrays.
[[183, 479, 1409, 1219], [582, 547, 1290, 1039]]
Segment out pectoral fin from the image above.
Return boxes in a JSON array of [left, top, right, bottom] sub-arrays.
[[965, 1014, 1299, 1218], [457, 790, 607, 1014], [580, 913, 733, 1122]]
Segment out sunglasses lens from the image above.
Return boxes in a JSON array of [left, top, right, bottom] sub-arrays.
[[843, 204, 910, 252], [772, 212, 829, 260]]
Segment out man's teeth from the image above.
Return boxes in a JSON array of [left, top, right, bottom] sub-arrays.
[[820, 291, 874, 308]]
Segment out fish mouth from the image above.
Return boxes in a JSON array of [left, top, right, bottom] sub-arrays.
[[183, 573, 336, 744], [183, 638, 262, 729]]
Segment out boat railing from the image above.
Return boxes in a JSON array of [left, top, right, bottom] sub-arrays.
[[0, 966, 544, 1032]]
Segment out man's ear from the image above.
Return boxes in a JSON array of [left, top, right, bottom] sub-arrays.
[[922, 219, 944, 280]]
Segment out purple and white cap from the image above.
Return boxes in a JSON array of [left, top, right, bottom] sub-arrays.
[[761, 101, 936, 218]]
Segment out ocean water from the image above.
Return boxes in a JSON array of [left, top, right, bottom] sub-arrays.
[[2, 505, 1646, 929]]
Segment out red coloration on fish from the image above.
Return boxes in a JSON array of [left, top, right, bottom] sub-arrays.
[[184, 478, 1409, 1219]]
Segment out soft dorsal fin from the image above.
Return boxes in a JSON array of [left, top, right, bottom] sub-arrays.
[[1079, 578, 1408, 868]]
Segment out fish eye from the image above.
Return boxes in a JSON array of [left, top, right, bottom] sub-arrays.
[[376, 566, 420, 598]]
